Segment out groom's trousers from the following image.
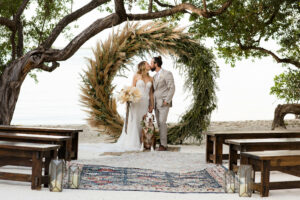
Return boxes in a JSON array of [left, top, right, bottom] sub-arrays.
[[155, 105, 170, 147]]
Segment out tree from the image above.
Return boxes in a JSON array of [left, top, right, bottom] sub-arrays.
[[270, 68, 300, 129], [0, 0, 233, 125], [189, 0, 300, 68], [270, 68, 300, 104]]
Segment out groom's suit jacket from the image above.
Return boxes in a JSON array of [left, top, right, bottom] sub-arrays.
[[153, 69, 175, 108]]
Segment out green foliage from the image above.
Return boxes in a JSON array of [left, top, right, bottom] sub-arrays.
[[0, 0, 73, 74], [270, 68, 300, 103], [81, 22, 218, 143], [189, 0, 300, 67]]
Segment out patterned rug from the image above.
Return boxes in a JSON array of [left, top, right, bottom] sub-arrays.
[[76, 164, 226, 193]]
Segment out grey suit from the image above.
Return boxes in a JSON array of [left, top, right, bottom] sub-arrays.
[[153, 69, 175, 147]]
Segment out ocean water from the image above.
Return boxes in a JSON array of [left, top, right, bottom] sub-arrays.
[[11, 48, 291, 125]]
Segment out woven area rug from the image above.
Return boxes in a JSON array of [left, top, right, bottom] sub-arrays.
[[77, 164, 226, 193]]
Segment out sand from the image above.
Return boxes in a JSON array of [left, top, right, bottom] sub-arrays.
[[2, 120, 300, 199]]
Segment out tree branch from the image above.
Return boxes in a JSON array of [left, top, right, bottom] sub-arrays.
[[0, 17, 15, 30], [203, 0, 207, 12], [114, 0, 127, 19], [10, 31, 16, 60], [17, 22, 24, 57], [239, 43, 300, 68], [44, 13, 123, 62], [14, 0, 29, 59], [148, 0, 153, 13], [127, 1, 233, 20], [36, 61, 60, 72], [153, 0, 173, 8], [42, 0, 110, 49], [15, 0, 29, 20]]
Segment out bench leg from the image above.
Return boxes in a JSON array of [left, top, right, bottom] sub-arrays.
[[260, 160, 270, 197], [214, 137, 223, 164], [206, 135, 213, 163], [229, 144, 238, 171], [31, 151, 43, 190], [66, 139, 72, 161]]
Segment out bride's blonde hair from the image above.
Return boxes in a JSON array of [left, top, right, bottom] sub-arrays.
[[137, 61, 148, 77]]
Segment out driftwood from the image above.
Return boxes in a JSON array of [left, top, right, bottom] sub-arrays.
[[271, 104, 300, 130]]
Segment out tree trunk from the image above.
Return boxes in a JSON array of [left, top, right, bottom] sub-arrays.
[[271, 104, 300, 130], [0, 56, 32, 125]]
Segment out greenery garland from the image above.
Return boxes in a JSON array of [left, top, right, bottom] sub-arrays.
[[80, 22, 218, 144]]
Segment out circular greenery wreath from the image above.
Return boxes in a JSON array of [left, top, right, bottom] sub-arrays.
[[80, 22, 218, 144]]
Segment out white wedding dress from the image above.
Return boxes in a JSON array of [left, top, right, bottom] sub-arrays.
[[80, 79, 152, 153], [116, 80, 152, 151]]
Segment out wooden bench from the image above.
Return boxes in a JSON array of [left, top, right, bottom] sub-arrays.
[[0, 141, 60, 190], [0, 132, 72, 161], [225, 138, 300, 171], [0, 125, 82, 160], [241, 150, 300, 197], [205, 130, 300, 164]]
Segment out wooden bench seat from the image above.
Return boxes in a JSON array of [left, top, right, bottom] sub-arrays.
[[0, 132, 72, 161], [0, 141, 60, 190], [225, 138, 300, 171], [241, 150, 300, 197], [0, 125, 82, 160], [205, 130, 300, 164]]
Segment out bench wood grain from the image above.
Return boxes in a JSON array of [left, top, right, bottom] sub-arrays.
[[0, 132, 72, 161], [0, 141, 60, 190], [0, 125, 82, 160], [241, 150, 300, 197]]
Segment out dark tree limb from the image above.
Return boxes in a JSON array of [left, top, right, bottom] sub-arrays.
[[10, 31, 17, 60], [15, 0, 30, 20], [202, 0, 207, 12], [44, 14, 122, 62], [239, 43, 300, 68], [127, 1, 233, 20], [148, 0, 153, 13], [36, 61, 60, 72], [153, 0, 173, 8], [114, 0, 127, 19], [42, 0, 110, 49], [0, 17, 15, 30], [271, 104, 300, 130]]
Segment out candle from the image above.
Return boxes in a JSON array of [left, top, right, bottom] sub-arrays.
[[71, 174, 78, 188], [51, 180, 62, 192]]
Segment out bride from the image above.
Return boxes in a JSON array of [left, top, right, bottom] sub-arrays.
[[116, 61, 154, 151], [83, 61, 154, 153]]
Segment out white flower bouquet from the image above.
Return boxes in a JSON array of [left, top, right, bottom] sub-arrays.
[[118, 86, 142, 133], [118, 86, 142, 104]]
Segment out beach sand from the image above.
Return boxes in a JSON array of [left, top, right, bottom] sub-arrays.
[[2, 120, 300, 199]]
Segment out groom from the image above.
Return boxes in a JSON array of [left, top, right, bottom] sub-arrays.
[[150, 56, 175, 151]]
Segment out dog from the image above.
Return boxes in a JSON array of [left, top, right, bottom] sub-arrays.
[[140, 112, 156, 151]]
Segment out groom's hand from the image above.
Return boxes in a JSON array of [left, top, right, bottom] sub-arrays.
[[163, 101, 169, 107]]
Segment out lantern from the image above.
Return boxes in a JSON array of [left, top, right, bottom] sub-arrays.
[[224, 170, 235, 193], [238, 165, 253, 197], [68, 165, 81, 189], [49, 159, 65, 192]]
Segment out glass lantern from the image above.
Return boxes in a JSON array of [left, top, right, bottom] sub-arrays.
[[238, 165, 253, 197], [68, 165, 81, 189], [224, 170, 235, 193], [49, 159, 65, 192]]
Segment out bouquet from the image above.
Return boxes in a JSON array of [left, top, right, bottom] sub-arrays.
[[118, 86, 141, 133]]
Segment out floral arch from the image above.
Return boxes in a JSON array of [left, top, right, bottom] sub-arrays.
[[80, 22, 218, 144]]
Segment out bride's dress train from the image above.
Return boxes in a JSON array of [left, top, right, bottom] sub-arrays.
[[81, 80, 152, 153]]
